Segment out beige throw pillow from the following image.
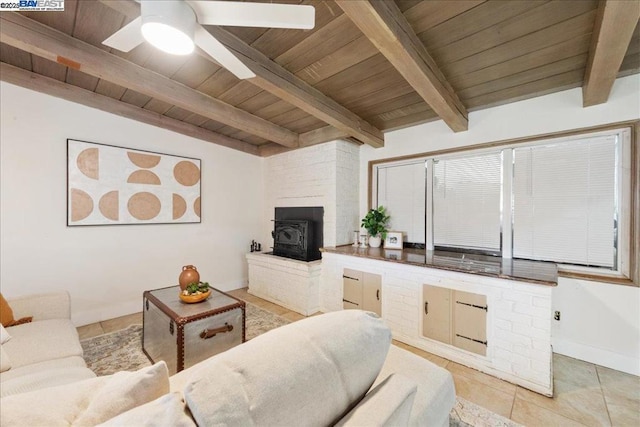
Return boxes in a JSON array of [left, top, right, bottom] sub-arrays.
[[0, 362, 169, 426], [98, 392, 196, 427]]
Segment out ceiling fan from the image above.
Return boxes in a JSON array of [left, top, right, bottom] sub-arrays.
[[103, 1, 315, 79]]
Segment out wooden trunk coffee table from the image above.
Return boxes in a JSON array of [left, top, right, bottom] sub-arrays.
[[142, 285, 245, 374]]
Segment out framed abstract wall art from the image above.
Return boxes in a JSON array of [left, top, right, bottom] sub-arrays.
[[67, 139, 201, 226]]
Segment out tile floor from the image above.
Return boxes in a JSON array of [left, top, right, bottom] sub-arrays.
[[77, 288, 640, 427]]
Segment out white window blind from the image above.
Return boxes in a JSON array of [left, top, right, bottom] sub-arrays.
[[512, 136, 616, 267], [377, 161, 426, 243], [433, 153, 502, 251]]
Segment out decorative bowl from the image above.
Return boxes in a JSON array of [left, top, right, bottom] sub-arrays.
[[179, 289, 211, 304]]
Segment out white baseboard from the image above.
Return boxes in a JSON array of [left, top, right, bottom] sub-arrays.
[[553, 340, 640, 376], [72, 299, 142, 327], [72, 280, 249, 327], [214, 278, 249, 292]]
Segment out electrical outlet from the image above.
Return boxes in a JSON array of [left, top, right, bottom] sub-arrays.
[[554, 311, 561, 321]]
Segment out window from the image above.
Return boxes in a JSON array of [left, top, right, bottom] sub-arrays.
[[369, 123, 634, 280], [375, 160, 426, 244], [512, 135, 618, 267], [433, 153, 502, 252]]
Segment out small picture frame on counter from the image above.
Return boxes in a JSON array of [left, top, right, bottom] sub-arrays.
[[384, 231, 403, 250]]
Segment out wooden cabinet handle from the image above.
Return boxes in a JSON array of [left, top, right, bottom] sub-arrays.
[[376, 289, 380, 300], [200, 323, 233, 339], [424, 301, 429, 315]]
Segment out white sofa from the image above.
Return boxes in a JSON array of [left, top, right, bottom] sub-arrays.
[[0, 292, 96, 397], [0, 293, 456, 426]]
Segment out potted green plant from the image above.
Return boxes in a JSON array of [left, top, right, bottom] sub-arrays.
[[361, 206, 390, 248]]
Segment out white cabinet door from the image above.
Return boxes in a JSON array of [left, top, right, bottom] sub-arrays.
[[362, 272, 382, 316], [343, 269, 381, 316], [452, 290, 487, 356], [422, 284, 452, 344], [343, 268, 363, 309]]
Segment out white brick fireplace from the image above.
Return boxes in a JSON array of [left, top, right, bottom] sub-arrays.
[[247, 140, 360, 314]]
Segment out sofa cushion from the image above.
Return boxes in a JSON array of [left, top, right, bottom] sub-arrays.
[[0, 355, 88, 382], [0, 346, 10, 373], [98, 392, 196, 427], [0, 361, 169, 427], [1, 319, 83, 368], [183, 310, 391, 427], [335, 374, 417, 426], [0, 366, 96, 397], [375, 345, 456, 427]]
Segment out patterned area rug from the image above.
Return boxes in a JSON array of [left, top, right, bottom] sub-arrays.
[[81, 302, 520, 427], [80, 303, 288, 375]]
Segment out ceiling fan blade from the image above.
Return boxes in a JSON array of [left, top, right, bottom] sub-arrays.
[[194, 26, 256, 79], [102, 17, 144, 52], [188, 1, 315, 29]]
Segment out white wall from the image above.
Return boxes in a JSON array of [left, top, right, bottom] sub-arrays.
[[359, 74, 640, 375], [0, 82, 264, 326]]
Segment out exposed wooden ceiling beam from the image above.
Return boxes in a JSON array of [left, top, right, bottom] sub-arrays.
[[335, 0, 468, 133], [299, 125, 350, 147], [98, 0, 384, 148], [0, 62, 259, 155], [583, 0, 640, 107], [259, 127, 358, 157], [0, 12, 299, 148], [207, 27, 385, 148], [258, 144, 292, 157]]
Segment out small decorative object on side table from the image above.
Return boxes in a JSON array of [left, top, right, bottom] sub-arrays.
[[178, 265, 200, 291], [142, 285, 245, 374], [179, 281, 211, 303]]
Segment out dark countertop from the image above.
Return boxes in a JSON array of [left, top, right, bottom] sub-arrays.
[[321, 245, 558, 286]]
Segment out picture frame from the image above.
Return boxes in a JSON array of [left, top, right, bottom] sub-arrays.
[[67, 139, 201, 226], [384, 231, 403, 250]]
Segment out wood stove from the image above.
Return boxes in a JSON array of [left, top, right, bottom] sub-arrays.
[[272, 207, 323, 261]]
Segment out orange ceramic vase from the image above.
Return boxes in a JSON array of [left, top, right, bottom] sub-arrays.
[[179, 265, 200, 291]]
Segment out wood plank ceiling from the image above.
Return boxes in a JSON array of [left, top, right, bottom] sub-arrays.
[[1, 0, 638, 157]]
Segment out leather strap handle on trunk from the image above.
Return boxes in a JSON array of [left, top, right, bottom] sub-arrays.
[[200, 323, 233, 339]]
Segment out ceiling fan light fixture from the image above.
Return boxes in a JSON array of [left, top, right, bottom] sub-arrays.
[[141, 1, 196, 56]]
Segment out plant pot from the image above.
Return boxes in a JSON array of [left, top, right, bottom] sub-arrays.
[[369, 235, 382, 248]]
